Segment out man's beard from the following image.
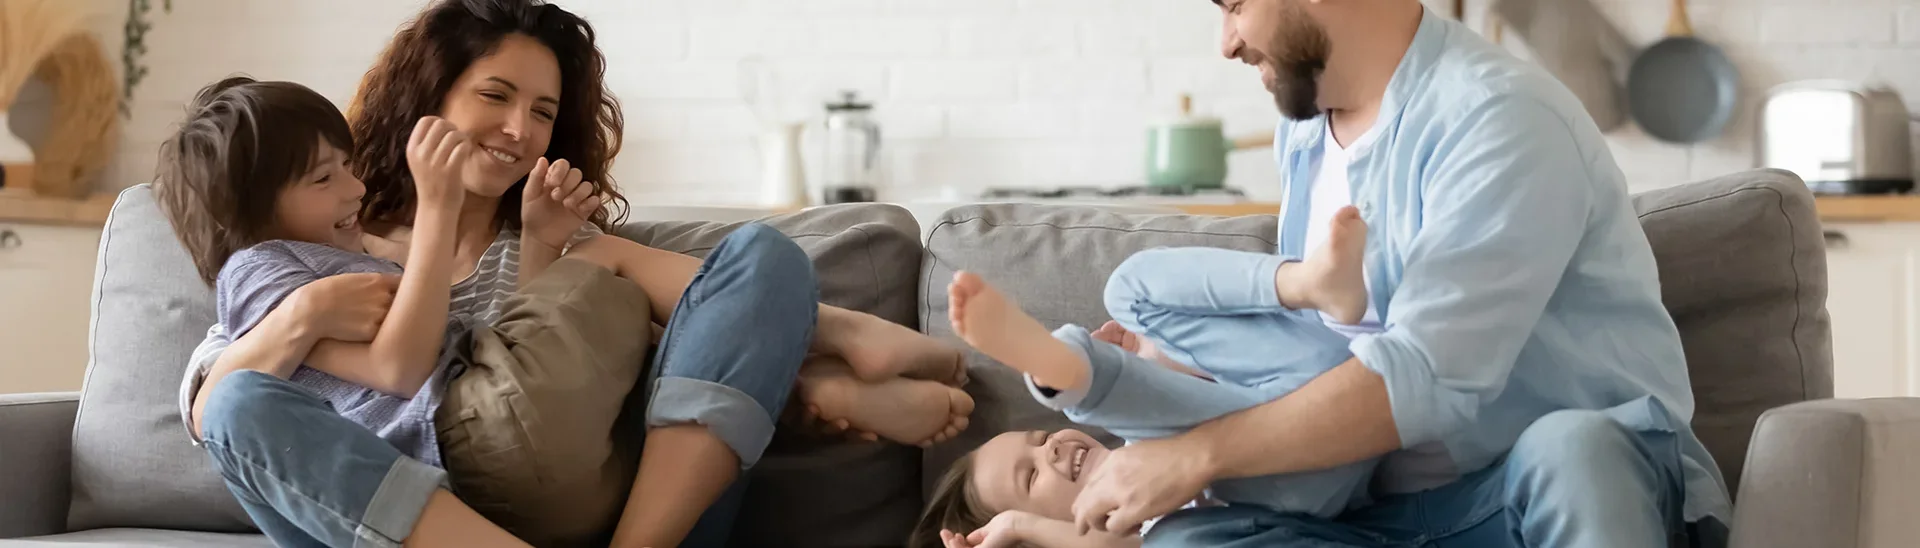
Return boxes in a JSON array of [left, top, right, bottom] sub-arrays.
[[1265, 11, 1332, 121]]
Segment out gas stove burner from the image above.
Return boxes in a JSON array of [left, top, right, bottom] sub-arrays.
[[981, 186, 1247, 200]]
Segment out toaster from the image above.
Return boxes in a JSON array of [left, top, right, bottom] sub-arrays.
[[1759, 81, 1915, 194]]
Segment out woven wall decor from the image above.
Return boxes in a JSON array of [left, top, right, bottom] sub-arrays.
[[0, 0, 120, 198]]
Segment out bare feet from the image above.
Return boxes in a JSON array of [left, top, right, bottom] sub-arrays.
[[1282, 205, 1370, 324], [948, 272, 1090, 391], [797, 357, 973, 447], [821, 310, 969, 387]]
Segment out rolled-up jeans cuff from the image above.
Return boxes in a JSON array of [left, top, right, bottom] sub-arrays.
[[647, 377, 776, 469], [357, 456, 448, 547]]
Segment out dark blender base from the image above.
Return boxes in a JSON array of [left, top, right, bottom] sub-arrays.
[[823, 186, 876, 204], [1809, 179, 1915, 195]]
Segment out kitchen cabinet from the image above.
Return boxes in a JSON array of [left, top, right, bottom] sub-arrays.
[[1822, 222, 1920, 399], [0, 222, 101, 393]]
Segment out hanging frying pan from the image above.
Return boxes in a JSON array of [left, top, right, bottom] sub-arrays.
[[1626, 0, 1739, 143]]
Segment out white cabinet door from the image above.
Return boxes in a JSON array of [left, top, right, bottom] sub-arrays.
[[1822, 223, 1919, 399], [0, 223, 101, 393]]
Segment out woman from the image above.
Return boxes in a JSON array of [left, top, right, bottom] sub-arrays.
[[182, 1, 971, 546]]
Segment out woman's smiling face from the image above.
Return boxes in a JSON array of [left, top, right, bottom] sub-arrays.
[[437, 32, 561, 199]]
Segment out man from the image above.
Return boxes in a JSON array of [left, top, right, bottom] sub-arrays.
[[1067, 1, 1732, 546]]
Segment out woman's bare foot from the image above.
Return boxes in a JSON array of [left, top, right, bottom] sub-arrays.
[[820, 310, 969, 387], [1284, 205, 1370, 324], [948, 272, 1090, 391], [798, 357, 973, 447]]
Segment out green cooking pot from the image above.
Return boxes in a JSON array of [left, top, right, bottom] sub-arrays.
[[1146, 116, 1229, 190], [1146, 95, 1273, 190]]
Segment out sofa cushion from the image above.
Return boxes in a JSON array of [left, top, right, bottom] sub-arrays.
[[1632, 168, 1831, 497], [917, 204, 1279, 493], [617, 203, 927, 548], [70, 185, 254, 531], [0, 529, 267, 547]]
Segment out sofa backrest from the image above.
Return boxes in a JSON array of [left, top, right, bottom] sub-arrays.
[[71, 185, 255, 532], [1633, 169, 1832, 497], [917, 169, 1833, 502]]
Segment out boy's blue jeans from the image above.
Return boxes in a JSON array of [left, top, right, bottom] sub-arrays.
[[1061, 247, 1706, 547], [198, 225, 817, 547]]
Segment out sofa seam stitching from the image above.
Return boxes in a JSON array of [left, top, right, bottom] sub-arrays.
[[936, 216, 1280, 246], [846, 224, 886, 322]]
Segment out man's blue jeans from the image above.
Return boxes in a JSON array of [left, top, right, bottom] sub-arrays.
[[198, 224, 818, 547]]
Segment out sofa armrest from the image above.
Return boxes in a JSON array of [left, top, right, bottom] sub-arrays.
[[1731, 398, 1920, 548], [0, 392, 78, 539]]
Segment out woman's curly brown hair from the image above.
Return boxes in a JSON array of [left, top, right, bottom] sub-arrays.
[[348, 0, 627, 231]]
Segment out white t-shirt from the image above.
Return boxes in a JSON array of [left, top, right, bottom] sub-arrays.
[[1302, 123, 1385, 339]]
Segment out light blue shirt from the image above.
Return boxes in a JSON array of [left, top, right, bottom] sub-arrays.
[[1273, 11, 1730, 523]]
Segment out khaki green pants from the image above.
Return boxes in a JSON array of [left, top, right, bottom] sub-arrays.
[[435, 258, 654, 547]]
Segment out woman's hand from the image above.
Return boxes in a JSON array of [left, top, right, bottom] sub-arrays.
[[285, 273, 399, 342], [406, 116, 472, 211], [521, 157, 602, 251]]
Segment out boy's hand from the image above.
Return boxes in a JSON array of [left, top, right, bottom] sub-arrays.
[[521, 157, 602, 250], [406, 116, 472, 210]]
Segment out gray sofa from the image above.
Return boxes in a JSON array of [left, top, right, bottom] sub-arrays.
[[1, 169, 1912, 547]]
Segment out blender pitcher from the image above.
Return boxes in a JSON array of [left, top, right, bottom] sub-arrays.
[[821, 91, 881, 204]]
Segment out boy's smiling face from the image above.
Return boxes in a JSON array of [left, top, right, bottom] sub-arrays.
[[270, 144, 366, 253], [970, 429, 1112, 522]]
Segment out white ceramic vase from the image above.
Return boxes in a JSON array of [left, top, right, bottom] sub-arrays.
[[0, 112, 31, 164]]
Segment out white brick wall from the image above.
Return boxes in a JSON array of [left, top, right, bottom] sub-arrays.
[[37, 0, 1920, 203]]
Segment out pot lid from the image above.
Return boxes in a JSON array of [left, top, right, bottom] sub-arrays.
[[826, 90, 873, 112]]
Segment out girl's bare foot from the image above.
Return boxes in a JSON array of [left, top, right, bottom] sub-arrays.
[[822, 310, 969, 387], [948, 272, 1089, 391], [797, 357, 973, 447], [1291, 205, 1370, 324]]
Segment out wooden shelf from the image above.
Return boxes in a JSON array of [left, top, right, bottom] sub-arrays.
[[1168, 197, 1920, 224], [0, 188, 115, 227], [1814, 195, 1920, 223]]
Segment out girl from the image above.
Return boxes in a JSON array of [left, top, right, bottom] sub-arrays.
[[911, 208, 1380, 548]]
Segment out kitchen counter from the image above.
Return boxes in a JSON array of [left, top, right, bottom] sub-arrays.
[[1164, 196, 1920, 223], [0, 188, 116, 227]]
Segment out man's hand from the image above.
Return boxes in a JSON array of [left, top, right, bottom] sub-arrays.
[[285, 273, 399, 342], [521, 157, 602, 251], [1071, 437, 1212, 535]]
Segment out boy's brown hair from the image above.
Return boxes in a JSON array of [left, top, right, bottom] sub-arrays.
[[909, 452, 997, 548], [153, 76, 354, 286]]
